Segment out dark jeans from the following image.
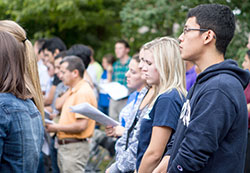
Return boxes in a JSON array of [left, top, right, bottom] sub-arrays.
[[50, 135, 60, 173], [37, 152, 45, 173]]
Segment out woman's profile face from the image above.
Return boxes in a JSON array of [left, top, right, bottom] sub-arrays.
[[141, 49, 160, 86], [125, 59, 145, 90]]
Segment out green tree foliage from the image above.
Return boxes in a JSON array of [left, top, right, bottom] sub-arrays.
[[120, 0, 250, 61], [120, 0, 185, 52], [1, 0, 250, 62], [0, 0, 127, 61]]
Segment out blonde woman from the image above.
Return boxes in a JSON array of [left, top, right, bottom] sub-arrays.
[[136, 37, 187, 173], [0, 20, 44, 119]]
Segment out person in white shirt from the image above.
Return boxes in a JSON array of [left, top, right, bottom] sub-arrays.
[[34, 39, 50, 94]]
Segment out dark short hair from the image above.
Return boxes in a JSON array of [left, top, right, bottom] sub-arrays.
[[60, 55, 85, 78], [35, 38, 46, 54], [103, 54, 115, 65], [116, 39, 130, 49], [0, 31, 29, 99], [41, 37, 66, 54], [187, 4, 235, 55], [54, 50, 67, 60], [66, 44, 91, 68], [132, 53, 140, 63]]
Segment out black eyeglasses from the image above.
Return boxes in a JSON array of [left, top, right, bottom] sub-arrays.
[[183, 28, 216, 39], [183, 28, 208, 35]]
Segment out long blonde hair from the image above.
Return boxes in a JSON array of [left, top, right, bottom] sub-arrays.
[[142, 36, 187, 107], [0, 20, 44, 120]]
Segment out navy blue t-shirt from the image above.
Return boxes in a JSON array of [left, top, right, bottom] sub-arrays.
[[136, 89, 185, 170]]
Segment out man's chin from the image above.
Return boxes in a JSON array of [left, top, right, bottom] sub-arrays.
[[62, 81, 68, 86]]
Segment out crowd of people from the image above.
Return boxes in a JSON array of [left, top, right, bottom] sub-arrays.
[[0, 3, 250, 173]]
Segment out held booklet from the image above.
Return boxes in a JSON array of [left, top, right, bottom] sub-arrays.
[[44, 109, 54, 124], [99, 82, 129, 100], [70, 102, 119, 126]]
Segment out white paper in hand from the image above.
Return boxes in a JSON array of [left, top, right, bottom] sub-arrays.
[[99, 82, 129, 100], [70, 103, 119, 126], [45, 119, 54, 124]]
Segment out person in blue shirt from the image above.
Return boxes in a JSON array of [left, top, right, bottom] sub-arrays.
[[166, 4, 250, 173], [136, 37, 187, 173], [98, 54, 116, 115]]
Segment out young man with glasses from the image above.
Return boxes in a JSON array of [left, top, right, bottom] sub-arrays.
[[160, 4, 250, 173]]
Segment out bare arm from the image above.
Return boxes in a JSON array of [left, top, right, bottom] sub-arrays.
[[46, 118, 88, 133], [55, 90, 70, 111], [107, 65, 113, 82], [138, 126, 172, 173], [44, 85, 56, 106]]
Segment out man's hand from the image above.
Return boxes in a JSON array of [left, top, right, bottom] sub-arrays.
[[46, 123, 60, 133], [49, 113, 57, 120], [105, 125, 116, 137]]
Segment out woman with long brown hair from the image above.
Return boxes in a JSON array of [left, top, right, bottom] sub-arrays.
[[0, 31, 44, 172], [0, 20, 44, 120]]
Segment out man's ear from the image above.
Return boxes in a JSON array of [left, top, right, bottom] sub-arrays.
[[126, 48, 130, 54], [72, 69, 79, 78], [53, 49, 60, 57], [203, 30, 216, 45]]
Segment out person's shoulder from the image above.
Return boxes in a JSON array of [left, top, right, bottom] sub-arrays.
[[159, 89, 180, 99], [79, 80, 93, 90], [207, 73, 242, 90], [113, 60, 119, 66], [0, 93, 20, 104], [78, 81, 95, 95], [38, 62, 48, 72], [155, 89, 183, 107], [94, 61, 102, 68], [0, 93, 35, 113], [197, 73, 244, 104]]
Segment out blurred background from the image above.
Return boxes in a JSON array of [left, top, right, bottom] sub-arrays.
[[1, 0, 249, 64]]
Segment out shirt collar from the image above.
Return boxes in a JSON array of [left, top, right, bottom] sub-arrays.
[[70, 79, 86, 94], [118, 57, 131, 66]]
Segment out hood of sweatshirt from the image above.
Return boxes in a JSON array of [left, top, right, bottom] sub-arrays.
[[196, 59, 250, 89], [168, 59, 250, 173]]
